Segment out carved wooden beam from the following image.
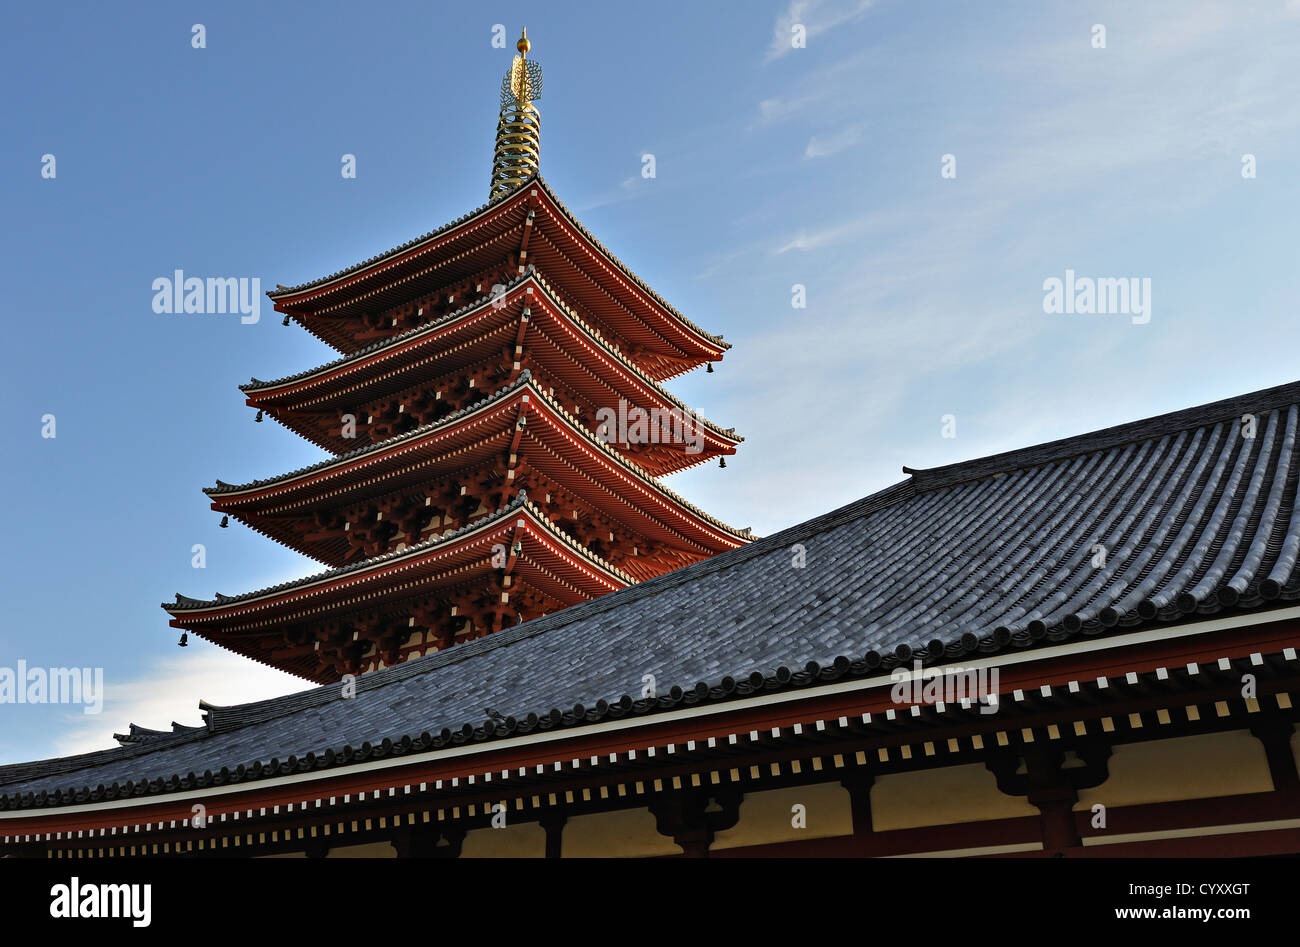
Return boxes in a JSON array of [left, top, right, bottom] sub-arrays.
[[649, 789, 743, 858], [986, 744, 1111, 854]]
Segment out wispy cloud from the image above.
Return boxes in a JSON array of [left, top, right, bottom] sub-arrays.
[[694, 248, 749, 280], [774, 222, 860, 254], [575, 171, 655, 212], [751, 48, 875, 129], [757, 91, 822, 125], [773, 210, 889, 254], [718, 1, 1300, 532], [766, 0, 877, 63], [804, 122, 868, 159]]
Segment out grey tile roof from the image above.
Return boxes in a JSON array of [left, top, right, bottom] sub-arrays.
[[7, 380, 1300, 808]]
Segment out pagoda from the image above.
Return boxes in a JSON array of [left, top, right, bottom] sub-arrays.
[[164, 30, 749, 684]]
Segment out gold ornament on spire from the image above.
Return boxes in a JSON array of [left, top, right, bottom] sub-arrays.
[[490, 28, 543, 200]]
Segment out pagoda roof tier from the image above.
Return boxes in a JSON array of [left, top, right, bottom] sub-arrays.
[[164, 494, 632, 681], [245, 270, 743, 469], [209, 372, 753, 573], [266, 177, 727, 376]]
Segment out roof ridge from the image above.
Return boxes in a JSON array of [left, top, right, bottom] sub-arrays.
[[906, 380, 1300, 493]]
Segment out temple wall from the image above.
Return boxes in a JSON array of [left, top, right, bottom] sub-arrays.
[[461, 821, 546, 858], [561, 807, 681, 857], [1075, 730, 1272, 809], [712, 783, 853, 850], [871, 762, 1038, 831]]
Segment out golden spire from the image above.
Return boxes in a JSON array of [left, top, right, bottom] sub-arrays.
[[489, 27, 543, 200]]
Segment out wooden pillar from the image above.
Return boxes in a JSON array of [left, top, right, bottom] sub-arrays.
[[1028, 784, 1080, 854], [840, 771, 876, 856], [539, 811, 566, 858], [674, 825, 712, 858]]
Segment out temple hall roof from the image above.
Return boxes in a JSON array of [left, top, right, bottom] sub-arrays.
[[7, 379, 1300, 807]]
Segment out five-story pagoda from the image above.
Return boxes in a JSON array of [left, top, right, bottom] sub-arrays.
[[164, 31, 749, 684]]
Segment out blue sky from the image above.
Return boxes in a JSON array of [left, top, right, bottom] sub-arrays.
[[2, 0, 1298, 763]]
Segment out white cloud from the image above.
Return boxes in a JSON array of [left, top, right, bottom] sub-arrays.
[[50, 647, 309, 758]]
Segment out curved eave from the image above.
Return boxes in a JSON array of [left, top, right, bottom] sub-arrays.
[[210, 376, 753, 562], [4, 617, 1297, 813], [527, 180, 728, 359], [164, 498, 632, 627], [523, 386, 752, 549], [266, 186, 528, 305], [245, 272, 744, 456], [266, 176, 727, 362], [246, 267, 536, 397]]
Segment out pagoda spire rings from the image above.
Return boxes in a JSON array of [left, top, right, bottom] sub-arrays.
[[490, 28, 543, 200]]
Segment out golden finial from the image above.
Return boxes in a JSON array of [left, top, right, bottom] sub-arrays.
[[490, 27, 543, 200]]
